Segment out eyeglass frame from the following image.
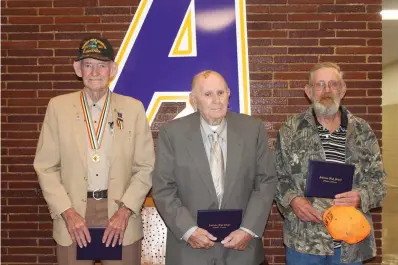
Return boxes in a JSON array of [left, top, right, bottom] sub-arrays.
[[309, 80, 344, 91]]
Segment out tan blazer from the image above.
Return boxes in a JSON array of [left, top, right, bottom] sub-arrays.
[[34, 91, 155, 246]]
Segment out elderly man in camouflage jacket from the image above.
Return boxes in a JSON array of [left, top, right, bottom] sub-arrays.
[[274, 62, 386, 265]]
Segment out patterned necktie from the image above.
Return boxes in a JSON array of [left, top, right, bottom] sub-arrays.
[[209, 132, 225, 207]]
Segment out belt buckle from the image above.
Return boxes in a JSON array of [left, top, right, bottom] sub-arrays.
[[92, 189, 102, 200]]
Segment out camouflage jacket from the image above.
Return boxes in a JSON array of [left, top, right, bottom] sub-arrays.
[[274, 106, 386, 263]]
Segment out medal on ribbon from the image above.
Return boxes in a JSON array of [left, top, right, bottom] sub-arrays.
[[80, 90, 111, 163]]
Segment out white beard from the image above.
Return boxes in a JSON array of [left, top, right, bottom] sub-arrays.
[[312, 96, 340, 117]]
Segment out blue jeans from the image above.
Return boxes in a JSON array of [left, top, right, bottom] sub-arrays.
[[286, 247, 363, 265]]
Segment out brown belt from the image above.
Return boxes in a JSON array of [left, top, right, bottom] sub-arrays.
[[87, 190, 108, 200]]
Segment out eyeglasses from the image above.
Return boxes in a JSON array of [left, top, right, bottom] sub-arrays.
[[310, 80, 342, 91]]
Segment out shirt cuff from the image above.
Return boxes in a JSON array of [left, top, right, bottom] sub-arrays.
[[181, 226, 198, 242], [240, 227, 258, 238]]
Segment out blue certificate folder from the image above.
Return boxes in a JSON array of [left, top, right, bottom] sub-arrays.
[[76, 227, 122, 260], [197, 209, 243, 242], [304, 160, 355, 199]]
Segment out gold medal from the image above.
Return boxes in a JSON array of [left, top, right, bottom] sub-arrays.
[[92, 153, 100, 163]]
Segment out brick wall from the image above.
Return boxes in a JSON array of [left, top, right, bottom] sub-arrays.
[[1, 0, 383, 264]]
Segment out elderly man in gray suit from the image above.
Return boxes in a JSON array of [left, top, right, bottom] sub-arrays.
[[152, 70, 277, 265]]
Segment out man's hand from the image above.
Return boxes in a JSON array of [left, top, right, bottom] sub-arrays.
[[334, 191, 361, 207], [222, 229, 253, 250], [62, 208, 91, 248], [102, 207, 132, 247], [187, 228, 216, 249], [290, 197, 322, 223]]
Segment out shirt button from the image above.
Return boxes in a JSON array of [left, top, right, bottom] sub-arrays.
[[84, 177, 87, 181], [96, 174, 99, 176]]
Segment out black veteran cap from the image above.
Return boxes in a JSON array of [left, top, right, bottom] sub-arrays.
[[75, 37, 115, 61]]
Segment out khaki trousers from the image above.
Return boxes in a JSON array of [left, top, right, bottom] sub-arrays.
[[57, 198, 141, 265]]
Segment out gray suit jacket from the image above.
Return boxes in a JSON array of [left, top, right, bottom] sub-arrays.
[[153, 112, 276, 265]]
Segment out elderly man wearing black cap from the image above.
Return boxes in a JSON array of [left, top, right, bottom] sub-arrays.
[[34, 37, 155, 264]]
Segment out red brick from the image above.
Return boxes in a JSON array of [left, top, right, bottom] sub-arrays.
[[101, 16, 134, 23], [87, 24, 130, 32], [55, 16, 100, 24], [248, 39, 272, 46], [1, 124, 38, 132], [288, 64, 313, 71], [39, 57, 72, 65], [337, 14, 381, 21], [39, 7, 84, 15], [341, 63, 381, 71], [2, 25, 40, 33], [99, 0, 140, 5], [39, 73, 77, 81], [54, 0, 98, 7], [273, 39, 318, 46], [249, 47, 287, 55], [344, 72, 367, 80], [288, 47, 334, 54], [289, 30, 334, 38], [246, 6, 269, 13], [8, 66, 53, 73], [321, 22, 366, 29], [367, 5, 382, 13], [318, 4, 365, 13], [2, 90, 37, 98], [368, 22, 382, 30], [6, 132, 40, 140], [41, 24, 86, 32], [2, 74, 38, 81], [2, 58, 38, 65], [250, 73, 273, 81], [337, 0, 381, 3], [368, 72, 382, 80], [274, 56, 318, 63], [7, 1, 52, 8], [2, 8, 38, 16], [8, 98, 49, 107], [86, 7, 131, 15], [320, 55, 366, 63], [336, 47, 381, 55], [270, 5, 318, 13], [337, 30, 381, 38], [8, 49, 53, 57], [53, 82, 81, 90], [250, 64, 288, 72], [289, 14, 335, 21], [2, 206, 38, 214], [273, 22, 319, 29], [289, 0, 333, 3], [8, 247, 54, 255], [1, 255, 37, 263], [7, 82, 52, 90], [249, 30, 287, 38], [320, 38, 366, 46], [2, 41, 38, 49], [252, 81, 288, 89], [368, 56, 382, 63], [247, 22, 272, 30], [345, 81, 381, 89], [368, 39, 382, 46], [8, 17, 53, 24], [8, 148, 37, 156]]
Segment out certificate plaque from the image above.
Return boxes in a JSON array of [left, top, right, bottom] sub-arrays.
[[197, 209, 243, 242], [304, 160, 355, 199]]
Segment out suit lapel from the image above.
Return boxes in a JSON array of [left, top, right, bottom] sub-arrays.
[[222, 113, 243, 207], [185, 114, 219, 204], [73, 91, 88, 171]]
